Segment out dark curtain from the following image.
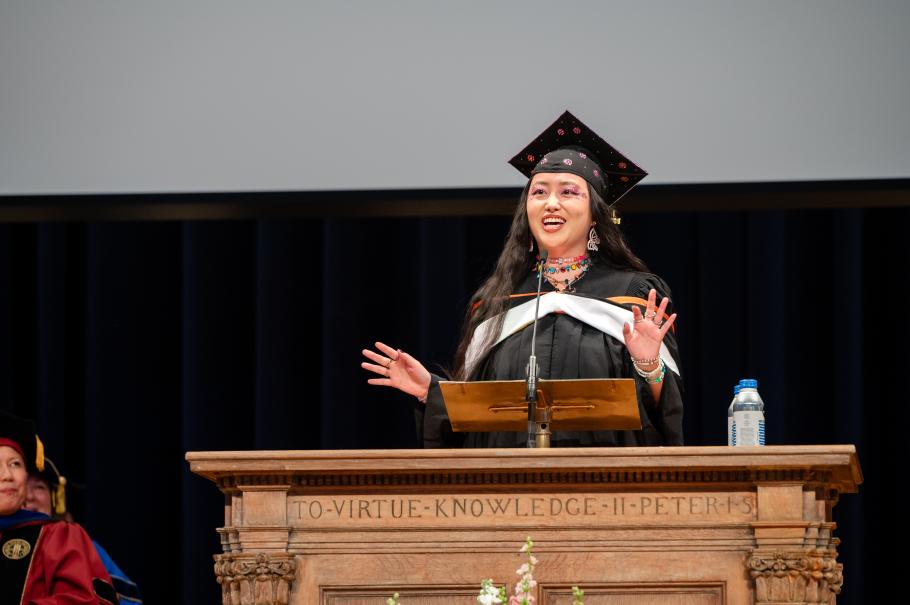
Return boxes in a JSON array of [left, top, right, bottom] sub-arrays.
[[0, 205, 904, 604]]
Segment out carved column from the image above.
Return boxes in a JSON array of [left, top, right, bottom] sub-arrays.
[[214, 552, 297, 605], [748, 548, 842, 605]]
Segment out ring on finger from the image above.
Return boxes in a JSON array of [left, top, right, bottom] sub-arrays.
[[382, 358, 391, 368], [644, 311, 657, 319], [653, 318, 663, 327]]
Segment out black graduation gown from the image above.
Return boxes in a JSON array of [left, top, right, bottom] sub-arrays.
[[415, 262, 684, 448]]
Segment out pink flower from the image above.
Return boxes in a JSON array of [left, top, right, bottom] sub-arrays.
[[539, 157, 548, 164], [562, 158, 573, 165], [592, 169, 600, 177], [572, 126, 581, 134], [577, 152, 586, 159], [556, 128, 565, 136]]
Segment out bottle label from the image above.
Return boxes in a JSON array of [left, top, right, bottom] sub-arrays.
[[727, 417, 734, 446], [733, 411, 764, 446]]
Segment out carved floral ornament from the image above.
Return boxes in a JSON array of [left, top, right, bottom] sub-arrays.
[[214, 552, 296, 605], [748, 550, 843, 605]]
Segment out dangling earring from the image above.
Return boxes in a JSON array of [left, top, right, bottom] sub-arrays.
[[610, 208, 621, 225], [587, 222, 601, 252]]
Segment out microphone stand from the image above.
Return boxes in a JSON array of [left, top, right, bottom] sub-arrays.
[[526, 252, 551, 448]]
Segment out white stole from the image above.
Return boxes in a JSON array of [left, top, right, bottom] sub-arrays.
[[464, 292, 680, 378]]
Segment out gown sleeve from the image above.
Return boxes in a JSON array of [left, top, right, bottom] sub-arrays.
[[25, 522, 118, 605], [415, 373, 466, 448], [627, 273, 685, 446]]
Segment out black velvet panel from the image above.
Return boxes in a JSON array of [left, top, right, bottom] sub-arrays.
[[0, 206, 905, 604]]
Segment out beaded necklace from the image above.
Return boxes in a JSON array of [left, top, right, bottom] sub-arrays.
[[535, 254, 592, 275], [533, 254, 592, 292]]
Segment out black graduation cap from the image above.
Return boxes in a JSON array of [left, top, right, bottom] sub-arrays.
[[508, 110, 648, 205], [0, 409, 45, 473]]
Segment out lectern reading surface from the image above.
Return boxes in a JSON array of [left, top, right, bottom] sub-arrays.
[[438, 378, 641, 432]]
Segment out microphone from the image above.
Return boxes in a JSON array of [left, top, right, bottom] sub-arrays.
[[526, 250, 549, 448]]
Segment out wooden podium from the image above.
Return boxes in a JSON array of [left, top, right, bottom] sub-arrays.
[[186, 446, 861, 605]]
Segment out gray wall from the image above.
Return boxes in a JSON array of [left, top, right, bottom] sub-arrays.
[[1, 0, 908, 194]]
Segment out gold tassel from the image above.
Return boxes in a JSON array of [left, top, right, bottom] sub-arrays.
[[35, 435, 45, 472], [611, 209, 621, 225], [54, 476, 67, 516]]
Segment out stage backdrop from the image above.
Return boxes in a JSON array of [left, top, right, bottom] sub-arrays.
[[0, 204, 902, 604], [2, 1, 909, 194]]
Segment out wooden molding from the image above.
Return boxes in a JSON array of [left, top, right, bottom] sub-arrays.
[[187, 445, 863, 494]]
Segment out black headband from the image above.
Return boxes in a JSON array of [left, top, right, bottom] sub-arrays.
[[530, 146, 608, 199]]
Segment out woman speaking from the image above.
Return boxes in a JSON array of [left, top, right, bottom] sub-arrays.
[[362, 111, 683, 448]]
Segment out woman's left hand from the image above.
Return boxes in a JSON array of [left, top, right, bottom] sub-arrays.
[[622, 288, 677, 364]]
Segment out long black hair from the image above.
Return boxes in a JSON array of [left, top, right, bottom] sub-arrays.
[[451, 181, 649, 379]]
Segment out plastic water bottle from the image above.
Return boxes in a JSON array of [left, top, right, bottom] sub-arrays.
[[732, 378, 765, 446], [727, 383, 742, 446]]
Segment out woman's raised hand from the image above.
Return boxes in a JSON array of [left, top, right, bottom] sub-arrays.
[[622, 288, 677, 364], [361, 341, 432, 401]]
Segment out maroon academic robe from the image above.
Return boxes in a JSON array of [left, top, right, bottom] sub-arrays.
[[0, 513, 117, 605]]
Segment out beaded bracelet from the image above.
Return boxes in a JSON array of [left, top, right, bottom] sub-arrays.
[[646, 362, 666, 384], [633, 357, 665, 383]]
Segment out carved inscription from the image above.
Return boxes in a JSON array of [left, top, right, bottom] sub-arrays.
[[287, 492, 755, 528]]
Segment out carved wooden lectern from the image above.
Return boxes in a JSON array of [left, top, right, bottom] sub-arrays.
[[186, 446, 861, 605]]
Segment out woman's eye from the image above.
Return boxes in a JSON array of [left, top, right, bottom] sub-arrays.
[[562, 189, 578, 196], [531, 188, 546, 195]]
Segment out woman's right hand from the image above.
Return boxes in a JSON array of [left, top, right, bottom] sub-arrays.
[[361, 341, 432, 401]]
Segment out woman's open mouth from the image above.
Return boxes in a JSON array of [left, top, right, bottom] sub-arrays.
[[542, 215, 566, 233]]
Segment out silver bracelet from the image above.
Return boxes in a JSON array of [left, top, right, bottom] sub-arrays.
[[631, 355, 660, 366]]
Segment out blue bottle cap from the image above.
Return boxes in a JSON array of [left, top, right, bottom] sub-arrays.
[[740, 378, 758, 389], [733, 385, 742, 395]]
